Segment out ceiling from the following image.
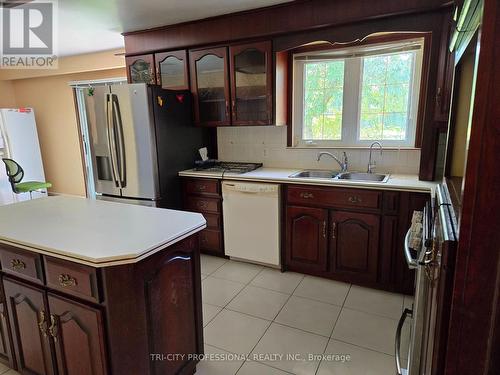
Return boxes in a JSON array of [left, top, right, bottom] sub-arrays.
[[56, 0, 293, 56]]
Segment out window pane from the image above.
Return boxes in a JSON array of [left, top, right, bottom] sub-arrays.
[[359, 52, 414, 141], [303, 60, 344, 140]]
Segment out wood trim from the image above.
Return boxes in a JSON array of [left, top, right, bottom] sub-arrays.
[[123, 0, 452, 55], [444, 0, 500, 373], [72, 88, 89, 198]]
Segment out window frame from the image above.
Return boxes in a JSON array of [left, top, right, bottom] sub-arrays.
[[291, 38, 425, 148]]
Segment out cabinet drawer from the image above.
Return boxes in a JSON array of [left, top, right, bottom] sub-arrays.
[[203, 213, 221, 230], [185, 179, 219, 196], [0, 245, 43, 284], [199, 230, 222, 252], [287, 186, 381, 210], [44, 257, 100, 303], [185, 197, 220, 213]]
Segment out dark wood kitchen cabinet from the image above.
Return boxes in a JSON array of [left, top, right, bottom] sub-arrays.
[[285, 206, 328, 273], [189, 47, 231, 126], [0, 281, 14, 368], [182, 178, 225, 256], [0, 234, 203, 375], [284, 184, 429, 293], [329, 210, 380, 284], [47, 294, 107, 375], [126, 54, 156, 84], [3, 278, 54, 375], [229, 41, 273, 125], [189, 41, 273, 127], [155, 50, 189, 90]]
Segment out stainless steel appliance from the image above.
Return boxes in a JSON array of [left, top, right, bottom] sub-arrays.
[[84, 83, 209, 207], [397, 184, 458, 375]]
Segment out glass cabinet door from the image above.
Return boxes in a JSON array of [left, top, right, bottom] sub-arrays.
[[229, 41, 272, 125], [126, 54, 155, 84], [189, 47, 230, 126], [155, 50, 189, 90]]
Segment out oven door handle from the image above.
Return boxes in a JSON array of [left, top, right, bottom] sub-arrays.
[[404, 228, 418, 269], [395, 308, 413, 375]]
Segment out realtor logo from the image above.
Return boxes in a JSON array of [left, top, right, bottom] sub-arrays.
[[1, 0, 58, 69]]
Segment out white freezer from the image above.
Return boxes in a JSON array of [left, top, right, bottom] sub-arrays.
[[0, 108, 47, 205]]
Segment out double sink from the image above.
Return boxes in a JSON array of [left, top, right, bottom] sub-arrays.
[[289, 170, 390, 183]]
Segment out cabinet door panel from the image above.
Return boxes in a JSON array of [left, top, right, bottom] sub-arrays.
[[3, 278, 54, 375], [0, 280, 14, 368], [47, 294, 107, 375], [126, 54, 155, 84], [330, 211, 380, 283], [155, 50, 189, 90], [144, 251, 198, 374], [229, 41, 272, 125], [286, 206, 328, 273], [189, 47, 231, 126]]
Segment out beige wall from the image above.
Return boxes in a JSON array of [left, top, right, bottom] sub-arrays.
[[0, 80, 17, 107], [9, 68, 126, 196]]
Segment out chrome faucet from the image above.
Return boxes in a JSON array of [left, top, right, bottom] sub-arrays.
[[317, 151, 348, 172], [367, 142, 383, 173]]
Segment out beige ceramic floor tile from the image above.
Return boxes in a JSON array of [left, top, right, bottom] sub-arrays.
[[236, 360, 291, 374], [204, 309, 271, 354], [201, 254, 227, 275], [212, 261, 264, 284], [252, 323, 328, 374], [294, 276, 350, 306], [275, 296, 341, 337], [344, 285, 404, 319], [196, 344, 244, 375], [332, 308, 398, 355], [250, 268, 304, 294], [227, 285, 289, 320], [203, 303, 222, 327], [202, 276, 245, 307], [317, 339, 396, 375]]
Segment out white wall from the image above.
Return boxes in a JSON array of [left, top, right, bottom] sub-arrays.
[[217, 126, 421, 174]]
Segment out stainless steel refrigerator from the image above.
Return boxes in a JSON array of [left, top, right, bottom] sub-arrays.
[[84, 83, 208, 208]]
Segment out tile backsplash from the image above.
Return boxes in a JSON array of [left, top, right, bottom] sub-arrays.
[[217, 126, 421, 174]]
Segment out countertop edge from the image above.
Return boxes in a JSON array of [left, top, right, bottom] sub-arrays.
[[178, 170, 436, 194], [0, 223, 207, 268]]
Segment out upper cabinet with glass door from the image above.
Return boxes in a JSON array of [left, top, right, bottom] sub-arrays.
[[189, 47, 231, 126], [126, 54, 156, 84], [155, 50, 189, 90], [229, 41, 272, 125]]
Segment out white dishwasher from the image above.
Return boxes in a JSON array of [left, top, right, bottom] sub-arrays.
[[222, 181, 280, 267]]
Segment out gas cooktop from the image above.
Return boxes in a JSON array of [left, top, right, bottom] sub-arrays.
[[195, 161, 262, 174]]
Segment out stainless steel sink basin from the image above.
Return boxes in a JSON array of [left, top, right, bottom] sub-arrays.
[[289, 170, 339, 179], [335, 172, 390, 182]]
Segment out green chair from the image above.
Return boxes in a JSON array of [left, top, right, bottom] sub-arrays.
[[2, 158, 52, 199]]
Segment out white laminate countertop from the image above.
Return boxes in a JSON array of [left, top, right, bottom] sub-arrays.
[[0, 196, 206, 267], [179, 168, 438, 194]]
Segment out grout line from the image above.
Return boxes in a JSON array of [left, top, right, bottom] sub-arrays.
[[328, 337, 397, 358]]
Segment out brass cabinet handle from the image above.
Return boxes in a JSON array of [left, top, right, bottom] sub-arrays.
[[38, 310, 48, 337], [322, 221, 327, 238], [48, 314, 59, 342], [232, 100, 236, 115], [225, 100, 230, 119], [59, 274, 77, 288], [348, 196, 362, 203], [10, 259, 26, 270], [332, 222, 337, 239], [300, 192, 314, 199], [197, 185, 207, 191]]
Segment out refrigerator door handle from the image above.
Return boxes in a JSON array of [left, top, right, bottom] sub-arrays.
[[112, 94, 126, 188], [106, 93, 121, 188], [395, 308, 413, 375]]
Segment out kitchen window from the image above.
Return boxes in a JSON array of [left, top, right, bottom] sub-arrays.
[[292, 38, 424, 148]]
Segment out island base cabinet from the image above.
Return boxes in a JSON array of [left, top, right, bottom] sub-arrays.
[[3, 278, 54, 375], [47, 294, 107, 375], [0, 280, 15, 369]]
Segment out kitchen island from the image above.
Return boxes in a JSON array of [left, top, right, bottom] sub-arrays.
[[0, 196, 206, 375]]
